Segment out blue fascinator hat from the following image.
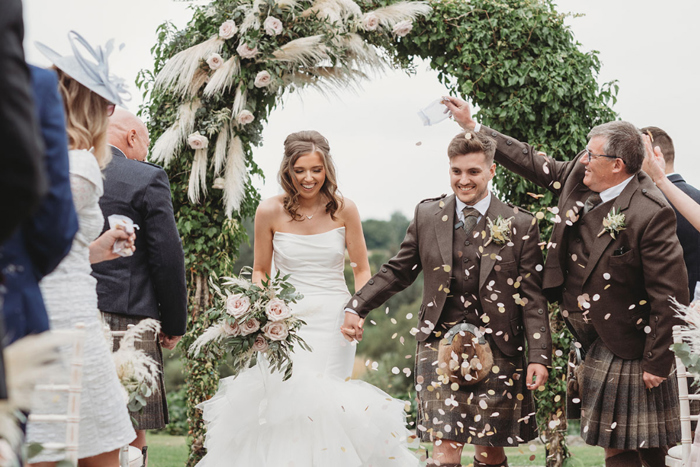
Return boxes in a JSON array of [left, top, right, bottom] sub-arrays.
[[36, 31, 131, 107]]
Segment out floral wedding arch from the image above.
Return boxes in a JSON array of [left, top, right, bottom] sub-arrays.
[[139, 0, 616, 464]]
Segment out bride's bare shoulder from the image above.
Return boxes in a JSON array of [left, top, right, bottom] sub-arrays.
[[256, 195, 287, 221]]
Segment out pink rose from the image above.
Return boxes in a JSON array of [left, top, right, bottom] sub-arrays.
[[219, 20, 238, 40], [237, 43, 258, 59], [206, 53, 223, 70], [252, 335, 269, 352], [223, 320, 241, 336], [254, 70, 272, 88], [392, 20, 413, 37], [265, 298, 291, 322], [237, 110, 254, 125], [263, 16, 283, 36], [362, 13, 379, 31], [187, 132, 208, 150], [225, 293, 251, 319], [240, 318, 260, 336], [262, 321, 289, 341]]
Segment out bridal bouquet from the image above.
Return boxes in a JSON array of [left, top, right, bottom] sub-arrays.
[[189, 268, 308, 380]]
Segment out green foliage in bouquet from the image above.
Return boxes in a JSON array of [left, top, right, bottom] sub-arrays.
[[189, 269, 308, 381], [140, 0, 617, 464]]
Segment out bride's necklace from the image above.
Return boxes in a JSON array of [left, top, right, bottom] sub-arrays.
[[299, 202, 322, 221]]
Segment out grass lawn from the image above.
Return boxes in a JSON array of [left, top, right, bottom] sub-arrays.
[[146, 434, 606, 466]]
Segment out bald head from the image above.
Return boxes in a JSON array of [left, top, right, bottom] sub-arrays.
[[108, 108, 150, 161]]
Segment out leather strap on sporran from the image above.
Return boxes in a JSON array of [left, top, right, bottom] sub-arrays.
[[437, 322, 494, 386], [566, 344, 585, 419]]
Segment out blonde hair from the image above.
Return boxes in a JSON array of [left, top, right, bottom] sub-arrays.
[[279, 130, 343, 221], [55, 67, 111, 169]]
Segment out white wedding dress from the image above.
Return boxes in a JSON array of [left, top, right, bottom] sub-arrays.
[[196, 227, 419, 466]]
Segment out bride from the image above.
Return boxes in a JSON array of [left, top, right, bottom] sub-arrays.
[[196, 130, 419, 466]]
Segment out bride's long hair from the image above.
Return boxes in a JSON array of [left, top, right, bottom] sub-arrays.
[[279, 130, 343, 221]]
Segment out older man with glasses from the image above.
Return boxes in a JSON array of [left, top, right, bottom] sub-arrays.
[[444, 96, 688, 467]]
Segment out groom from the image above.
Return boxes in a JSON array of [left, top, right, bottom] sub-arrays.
[[342, 130, 552, 467]]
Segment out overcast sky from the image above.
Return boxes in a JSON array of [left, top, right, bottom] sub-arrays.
[[23, 0, 700, 220]]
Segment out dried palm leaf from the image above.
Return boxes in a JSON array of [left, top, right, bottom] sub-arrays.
[[272, 35, 328, 66], [150, 99, 202, 167], [154, 36, 224, 98], [203, 57, 240, 98]]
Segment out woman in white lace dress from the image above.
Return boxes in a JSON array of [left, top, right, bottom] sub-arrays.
[[27, 32, 136, 467]]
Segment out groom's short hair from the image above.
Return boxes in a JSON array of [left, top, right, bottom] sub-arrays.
[[448, 131, 496, 164]]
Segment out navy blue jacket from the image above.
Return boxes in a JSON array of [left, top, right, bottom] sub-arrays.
[[0, 65, 78, 343], [666, 174, 700, 298], [91, 147, 187, 336]]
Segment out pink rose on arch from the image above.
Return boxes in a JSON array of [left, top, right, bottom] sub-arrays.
[[223, 320, 241, 336], [225, 293, 251, 319], [219, 20, 238, 39], [265, 298, 292, 322], [206, 53, 224, 70], [237, 110, 254, 125], [392, 20, 413, 37], [362, 13, 379, 31], [237, 43, 258, 59], [187, 132, 208, 150], [252, 335, 269, 352], [264, 16, 283, 36], [240, 318, 261, 336], [254, 70, 272, 88], [262, 321, 289, 341]]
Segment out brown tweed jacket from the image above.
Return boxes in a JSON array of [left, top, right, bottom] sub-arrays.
[[347, 193, 552, 367], [482, 126, 689, 377]]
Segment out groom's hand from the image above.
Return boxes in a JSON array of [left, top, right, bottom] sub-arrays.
[[442, 96, 476, 131], [526, 363, 549, 390], [340, 312, 364, 342]]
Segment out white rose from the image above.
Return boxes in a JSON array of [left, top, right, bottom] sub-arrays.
[[264, 16, 283, 36], [223, 320, 241, 336], [225, 293, 251, 319], [362, 13, 379, 31], [206, 53, 224, 70], [252, 335, 269, 352], [237, 110, 254, 125], [265, 298, 292, 322], [237, 43, 258, 59], [219, 20, 238, 39], [392, 20, 413, 37], [187, 132, 208, 150], [262, 321, 289, 341], [254, 70, 272, 88], [240, 318, 261, 336]]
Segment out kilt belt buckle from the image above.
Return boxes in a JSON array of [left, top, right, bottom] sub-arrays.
[[437, 322, 494, 386]]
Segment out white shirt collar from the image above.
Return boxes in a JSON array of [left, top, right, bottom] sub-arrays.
[[455, 192, 491, 222], [599, 175, 634, 204]]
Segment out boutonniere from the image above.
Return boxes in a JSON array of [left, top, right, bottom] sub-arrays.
[[484, 215, 513, 247], [598, 207, 626, 239]]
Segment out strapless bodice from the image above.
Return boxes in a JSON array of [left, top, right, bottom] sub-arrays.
[[273, 227, 349, 297]]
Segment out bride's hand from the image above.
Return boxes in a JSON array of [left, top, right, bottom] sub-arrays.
[[642, 134, 667, 183], [340, 312, 364, 342]]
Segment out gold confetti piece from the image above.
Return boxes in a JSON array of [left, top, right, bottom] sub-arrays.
[[341, 447, 346, 452], [492, 365, 500, 374], [443, 265, 451, 272], [391, 318, 397, 324], [553, 181, 561, 189], [535, 211, 545, 220], [517, 394, 524, 401], [451, 383, 459, 391], [527, 192, 545, 199], [391, 333, 397, 339], [442, 215, 448, 222], [604, 284, 611, 290], [639, 300, 647, 305]]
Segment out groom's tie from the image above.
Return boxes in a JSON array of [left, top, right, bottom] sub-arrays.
[[462, 207, 479, 236], [582, 192, 602, 216]]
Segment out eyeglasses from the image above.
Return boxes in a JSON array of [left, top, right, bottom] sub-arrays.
[[583, 148, 623, 163], [106, 103, 115, 117]]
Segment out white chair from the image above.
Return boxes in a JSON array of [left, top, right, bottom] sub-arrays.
[[27, 323, 86, 465], [666, 325, 700, 466]]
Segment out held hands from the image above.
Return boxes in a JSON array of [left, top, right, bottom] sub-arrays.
[[340, 311, 364, 343], [159, 332, 183, 350], [89, 224, 136, 264], [526, 363, 549, 391], [642, 371, 666, 390], [642, 134, 667, 184], [441, 96, 476, 130]]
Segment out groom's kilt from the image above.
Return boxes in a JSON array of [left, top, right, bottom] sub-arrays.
[[415, 336, 537, 446], [102, 312, 169, 430], [579, 338, 681, 449]]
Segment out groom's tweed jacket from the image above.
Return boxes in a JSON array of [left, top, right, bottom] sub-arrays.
[[481, 125, 689, 377], [91, 147, 187, 336], [347, 193, 552, 367]]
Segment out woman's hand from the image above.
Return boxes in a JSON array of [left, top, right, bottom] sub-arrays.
[[642, 134, 667, 184], [89, 224, 135, 264], [340, 311, 364, 343]]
